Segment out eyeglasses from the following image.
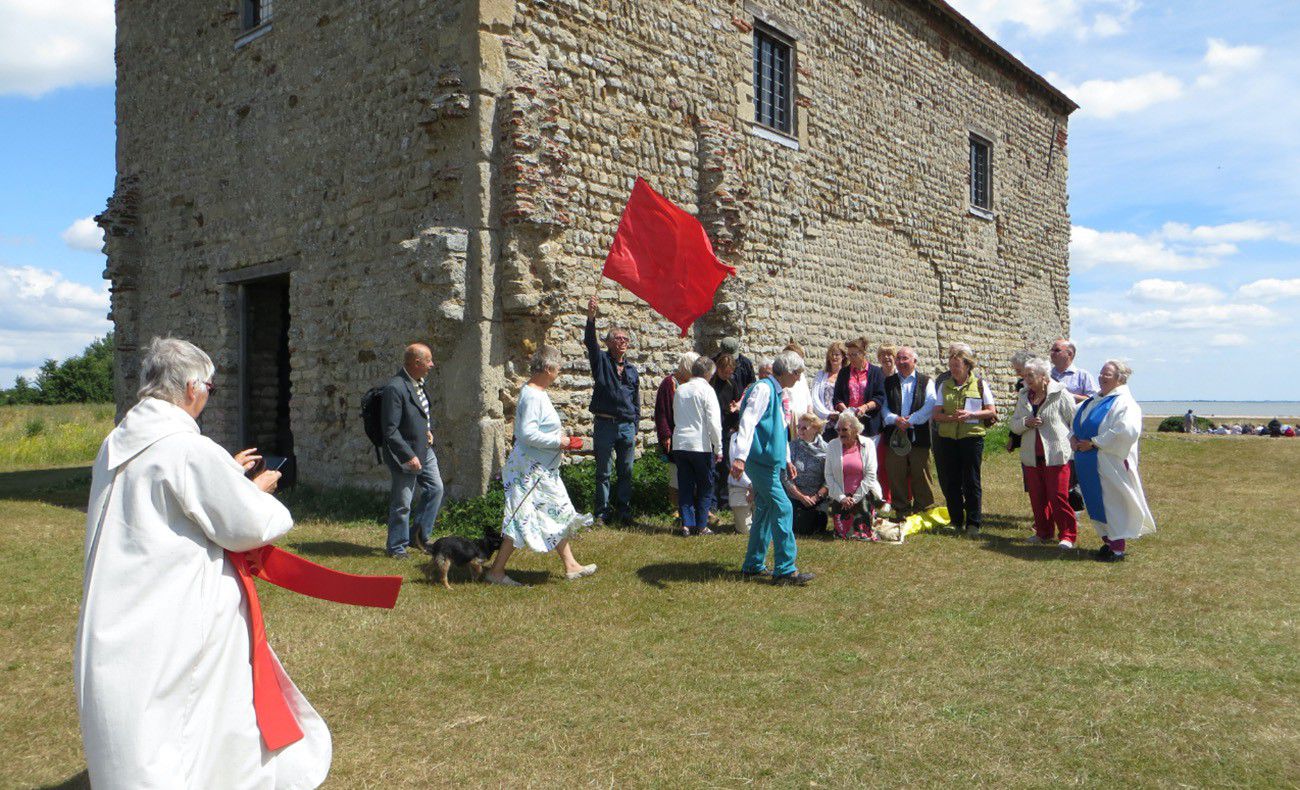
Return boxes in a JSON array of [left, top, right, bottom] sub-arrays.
[[610, 336, 630, 344], [203, 380, 216, 396]]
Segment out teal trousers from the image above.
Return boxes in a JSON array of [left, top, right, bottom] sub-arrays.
[[742, 461, 798, 576]]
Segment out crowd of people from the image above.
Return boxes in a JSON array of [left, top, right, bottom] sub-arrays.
[[1184, 409, 1296, 436], [74, 327, 1161, 786]]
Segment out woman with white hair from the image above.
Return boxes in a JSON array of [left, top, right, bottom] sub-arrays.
[[75, 337, 330, 788], [1010, 358, 1079, 548], [654, 351, 700, 518], [486, 345, 596, 585], [824, 410, 883, 540], [732, 350, 815, 585], [1071, 360, 1156, 562], [673, 355, 724, 536]]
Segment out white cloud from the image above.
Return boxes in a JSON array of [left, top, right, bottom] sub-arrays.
[[0, 264, 110, 332], [1159, 220, 1296, 244], [0, 0, 115, 98], [1077, 332, 1143, 349], [945, 0, 1137, 39], [1073, 303, 1280, 333], [1127, 278, 1224, 304], [1208, 333, 1249, 348], [61, 216, 104, 253], [1050, 71, 1185, 119], [1203, 39, 1265, 71], [0, 264, 111, 383], [1072, 219, 1298, 273], [1071, 226, 1218, 272], [1236, 278, 1300, 302]]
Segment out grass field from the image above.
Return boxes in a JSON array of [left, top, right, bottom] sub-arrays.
[[1, 409, 1298, 787], [0, 403, 115, 473]]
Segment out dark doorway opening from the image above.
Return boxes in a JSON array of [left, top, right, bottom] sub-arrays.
[[239, 275, 295, 486]]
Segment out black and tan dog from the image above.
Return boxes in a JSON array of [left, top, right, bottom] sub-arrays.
[[420, 527, 503, 589]]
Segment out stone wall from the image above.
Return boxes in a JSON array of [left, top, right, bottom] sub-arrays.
[[101, 1, 499, 497], [484, 0, 1072, 451], [105, 0, 1071, 497]]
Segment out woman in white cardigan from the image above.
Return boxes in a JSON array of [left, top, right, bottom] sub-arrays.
[[823, 411, 883, 540], [672, 355, 724, 536], [1010, 358, 1079, 548]]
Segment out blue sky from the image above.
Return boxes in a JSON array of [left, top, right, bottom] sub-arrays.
[[1, 0, 1296, 399]]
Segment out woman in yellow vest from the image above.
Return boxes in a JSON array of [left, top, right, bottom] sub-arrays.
[[930, 343, 998, 535]]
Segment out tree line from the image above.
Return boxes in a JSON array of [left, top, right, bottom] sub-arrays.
[[1, 334, 114, 406]]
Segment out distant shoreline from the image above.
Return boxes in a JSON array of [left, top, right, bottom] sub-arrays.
[[1140, 400, 1300, 419]]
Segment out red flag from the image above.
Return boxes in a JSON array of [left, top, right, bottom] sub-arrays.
[[602, 177, 736, 336]]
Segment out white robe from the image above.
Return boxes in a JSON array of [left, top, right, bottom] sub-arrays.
[[1076, 385, 1156, 542], [75, 397, 330, 789]]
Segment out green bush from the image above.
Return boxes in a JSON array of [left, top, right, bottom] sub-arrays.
[[558, 451, 674, 518], [1157, 415, 1215, 433], [279, 452, 678, 542], [982, 423, 1010, 455], [0, 334, 114, 406], [23, 418, 46, 438]]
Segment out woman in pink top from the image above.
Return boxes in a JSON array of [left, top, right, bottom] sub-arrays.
[[823, 411, 883, 540]]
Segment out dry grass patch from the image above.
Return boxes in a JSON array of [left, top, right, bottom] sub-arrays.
[[2, 431, 1298, 788]]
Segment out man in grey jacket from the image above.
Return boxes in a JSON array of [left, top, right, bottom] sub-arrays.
[[380, 343, 444, 558]]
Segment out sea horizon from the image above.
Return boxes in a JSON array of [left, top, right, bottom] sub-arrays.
[[1139, 400, 1300, 418]]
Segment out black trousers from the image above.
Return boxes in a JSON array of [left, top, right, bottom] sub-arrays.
[[933, 435, 984, 529]]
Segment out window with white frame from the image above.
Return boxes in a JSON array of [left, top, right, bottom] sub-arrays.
[[241, 0, 273, 31], [753, 23, 794, 135], [969, 134, 992, 212]]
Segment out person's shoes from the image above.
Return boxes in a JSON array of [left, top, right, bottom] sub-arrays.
[[772, 571, 815, 586], [1058, 539, 1075, 550], [565, 563, 598, 580], [741, 567, 772, 581], [1026, 535, 1045, 545], [1095, 544, 1114, 559], [967, 527, 981, 538], [1096, 550, 1125, 563], [697, 527, 715, 536], [486, 573, 526, 586], [680, 527, 692, 537], [387, 548, 409, 560]]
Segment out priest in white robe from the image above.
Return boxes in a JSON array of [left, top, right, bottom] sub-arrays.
[[75, 338, 331, 789], [1070, 359, 1156, 562]]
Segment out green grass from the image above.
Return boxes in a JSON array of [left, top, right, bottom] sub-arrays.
[[2, 428, 1298, 787], [0, 403, 115, 473]]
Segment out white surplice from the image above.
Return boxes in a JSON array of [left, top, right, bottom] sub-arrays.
[[1076, 384, 1156, 542], [74, 397, 330, 789]]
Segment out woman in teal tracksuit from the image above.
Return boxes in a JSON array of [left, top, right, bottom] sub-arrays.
[[730, 351, 816, 586]]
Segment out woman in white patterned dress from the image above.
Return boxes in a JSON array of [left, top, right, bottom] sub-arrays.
[[485, 345, 597, 586]]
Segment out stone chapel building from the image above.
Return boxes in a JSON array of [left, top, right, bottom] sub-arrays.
[[98, 0, 1077, 497]]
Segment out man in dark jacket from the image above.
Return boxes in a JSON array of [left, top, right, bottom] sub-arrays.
[[587, 296, 640, 525], [880, 346, 938, 513], [379, 343, 445, 558]]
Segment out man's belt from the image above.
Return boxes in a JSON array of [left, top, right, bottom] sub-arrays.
[[227, 546, 403, 751]]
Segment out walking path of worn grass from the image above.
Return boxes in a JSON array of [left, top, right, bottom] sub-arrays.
[[2, 429, 1297, 787]]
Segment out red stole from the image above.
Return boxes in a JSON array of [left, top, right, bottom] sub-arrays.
[[227, 546, 403, 750]]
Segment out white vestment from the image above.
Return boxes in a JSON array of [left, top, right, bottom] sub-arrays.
[[1077, 385, 1156, 542], [75, 397, 330, 789]]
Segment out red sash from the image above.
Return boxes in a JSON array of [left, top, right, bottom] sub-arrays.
[[227, 546, 403, 751]]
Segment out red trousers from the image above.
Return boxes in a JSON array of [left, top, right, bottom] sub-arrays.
[[1023, 463, 1077, 543]]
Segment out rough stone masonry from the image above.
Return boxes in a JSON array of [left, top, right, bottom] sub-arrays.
[[98, 0, 1076, 498]]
